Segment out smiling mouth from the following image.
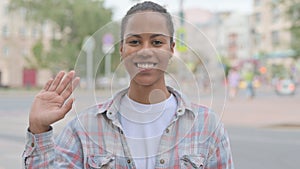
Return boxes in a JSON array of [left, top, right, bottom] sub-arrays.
[[134, 62, 157, 69]]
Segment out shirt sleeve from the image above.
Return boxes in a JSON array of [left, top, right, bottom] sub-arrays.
[[22, 125, 84, 169], [206, 123, 234, 169]]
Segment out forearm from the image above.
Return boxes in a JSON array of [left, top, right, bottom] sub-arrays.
[[22, 128, 55, 169], [22, 126, 83, 169], [206, 124, 234, 169]]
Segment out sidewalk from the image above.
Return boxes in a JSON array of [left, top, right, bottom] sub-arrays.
[[222, 92, 300, 129]]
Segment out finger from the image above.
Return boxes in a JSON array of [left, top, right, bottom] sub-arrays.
[[48, 71, 65, 92], [56, 71, 75, 95], [43, 79, 54, 91], [61, 77, 80, 100], [59, 98, 74, 118]]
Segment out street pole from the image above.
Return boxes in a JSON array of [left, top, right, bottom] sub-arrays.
[[179, 0, 184, 26], [87, 50, 93, 89], [105, 53, 111, 77], [102, 33, 115, 78], [178, 0, 185, 81], [83, 36, 95, 90]]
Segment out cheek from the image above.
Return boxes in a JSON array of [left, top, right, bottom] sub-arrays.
[[155, 51, 171, 70], [123, 58, 136, 77], [121, 46, 138, 57]]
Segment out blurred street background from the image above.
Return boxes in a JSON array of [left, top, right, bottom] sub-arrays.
[[1, 0, 300, 168], [1, 86, 300, 169]]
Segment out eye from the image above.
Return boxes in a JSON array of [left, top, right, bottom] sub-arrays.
[[152, 40, 163, 46], [128, 40, 140, 46]]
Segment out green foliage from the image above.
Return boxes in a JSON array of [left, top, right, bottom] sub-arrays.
[[219, 56, 231, 77], [270, 64, 288, 78], [278, 0, 300, 59], [9, 0, 113, 72], [25, 40, 48, 69]]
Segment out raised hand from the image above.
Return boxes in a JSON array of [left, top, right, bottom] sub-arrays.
[[29, 70, 80, 134]]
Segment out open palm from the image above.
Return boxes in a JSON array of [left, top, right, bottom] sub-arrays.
[[29, 71, 80, 134]]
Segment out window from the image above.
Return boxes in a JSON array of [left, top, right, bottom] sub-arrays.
[[291, 31, 297, 47], [3, 5, 9, 15], [21, 48, 29, 56], [255, 33, 261, 47], [292, 7, 300, 21], [32, 27, 39, 39], [2, 25, 9, 37], [20, 8, 27, 19], [272, 31, 280, 46], [19, 27, 27, 38], [2, 46, 9, 57], [228, 33, 238, 47], [272, 7, 280, 23], [255, 13, 261, 24], [254, 0, 261, 6]]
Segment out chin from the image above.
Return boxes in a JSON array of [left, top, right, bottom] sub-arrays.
[[132, 78, 156, 86], [131, 75, 162, 87]]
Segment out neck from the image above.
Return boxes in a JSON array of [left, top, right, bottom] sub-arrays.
[[128, 81, 170, 104]]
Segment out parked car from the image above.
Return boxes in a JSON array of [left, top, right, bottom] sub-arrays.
[[275, 78, 296, 95]]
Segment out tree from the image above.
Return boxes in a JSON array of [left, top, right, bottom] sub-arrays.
[[278, 0, 300, 59], [25, 40, 48, 69], [9, 0, 114, 72], [288, 1, 300, 59]]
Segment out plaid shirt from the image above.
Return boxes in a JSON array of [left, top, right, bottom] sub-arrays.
[[23, 87, 234, 169]]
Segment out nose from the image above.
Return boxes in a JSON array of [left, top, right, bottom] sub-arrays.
[[137, 47, 154, 59], [134, 37, 157, 59]]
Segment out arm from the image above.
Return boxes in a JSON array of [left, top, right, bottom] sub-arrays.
[[23, 126, 84, 169], [22, 71, 81, 168], [206, 123, 234, 169]]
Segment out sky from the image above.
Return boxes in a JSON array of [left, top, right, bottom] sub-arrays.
[[104, 0, 253, 20]]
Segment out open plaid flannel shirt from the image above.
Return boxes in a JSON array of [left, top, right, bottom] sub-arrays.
[[23, 87, 234, 169]]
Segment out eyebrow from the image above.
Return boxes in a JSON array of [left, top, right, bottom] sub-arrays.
[[125, 33, 169, 39]]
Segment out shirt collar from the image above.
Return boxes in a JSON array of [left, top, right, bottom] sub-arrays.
[[96, 86, 194, 119]]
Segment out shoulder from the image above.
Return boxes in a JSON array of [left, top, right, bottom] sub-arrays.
[[190, 103, 219, 120], [189, 103, 224, 135], [77, 99, 113, 118], [67, 99, 113, 130]]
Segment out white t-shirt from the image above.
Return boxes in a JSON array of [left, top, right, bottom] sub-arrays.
[[119, 93, 177, 169]]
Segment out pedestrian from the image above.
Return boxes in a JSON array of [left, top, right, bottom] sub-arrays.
[[22, 1, 234, 168], [242, 68, 255, 99], [227, 68, 240, 99]]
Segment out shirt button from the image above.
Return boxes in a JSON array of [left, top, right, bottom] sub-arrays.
[[160, 159, 165, 164], [178, 109, 182, 113], [127, 159, 131, 164], [165, 128, 169, 133], [31, 142, 34, 147]]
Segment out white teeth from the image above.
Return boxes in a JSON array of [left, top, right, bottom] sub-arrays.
[[136, 63, 155, 68]]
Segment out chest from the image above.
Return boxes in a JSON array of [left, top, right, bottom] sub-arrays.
[[79, 123, 212, 169]]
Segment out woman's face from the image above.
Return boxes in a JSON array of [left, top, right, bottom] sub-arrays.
[[120, 11, 175, 87]]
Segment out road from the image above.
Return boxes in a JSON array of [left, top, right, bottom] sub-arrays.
[[0, 86, 299, 169], [229, 127, 300, 169]]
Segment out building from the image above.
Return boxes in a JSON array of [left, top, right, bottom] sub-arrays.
[[252, 0, 294, 63], [219, 12, 253, 67], [0, 0, 53, 88], [181, 8, 253, 69], [180, 8, 223, 82]]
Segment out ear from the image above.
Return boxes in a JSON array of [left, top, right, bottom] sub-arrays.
[[119, 42, 123, 53], [170, 42, 175, 53], [119, 42, 124, 58]]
